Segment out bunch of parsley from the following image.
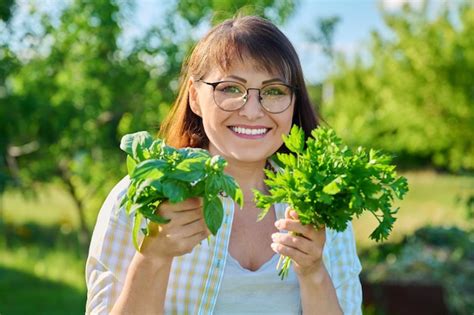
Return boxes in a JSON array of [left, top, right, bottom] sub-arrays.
[[120, 131, 243, 250], [254, 126, 409, 279]]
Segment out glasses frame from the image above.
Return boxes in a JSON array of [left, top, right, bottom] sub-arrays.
[[197, 79, 296, 114]]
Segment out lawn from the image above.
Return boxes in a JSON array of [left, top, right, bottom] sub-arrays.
[[0, 170, 473, 314], [353, 170, 473, 248]]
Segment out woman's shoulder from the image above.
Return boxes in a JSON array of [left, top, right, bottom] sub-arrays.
[[108, 175, 131, 201], [326, 221, 356, 245], [94, 176, 131, 226]]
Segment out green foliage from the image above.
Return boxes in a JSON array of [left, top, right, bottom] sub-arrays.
[[255, 125, 408, 278], [324, 1, 474, 171], [120, 131, 243, 250], [176, 0, 296, 26], [306, 16, 340, 59], [360, 226, 474, 315], [0, 0, 295, 241], [0, 0, 14, 22]]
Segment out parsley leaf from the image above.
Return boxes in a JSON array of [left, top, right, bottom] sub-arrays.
[[255, 126, 409, 279]]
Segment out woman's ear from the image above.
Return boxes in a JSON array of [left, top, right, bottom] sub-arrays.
[[189, 78, 202, 117]]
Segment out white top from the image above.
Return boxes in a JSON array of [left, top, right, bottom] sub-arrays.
[[213, 253, 301, 314]]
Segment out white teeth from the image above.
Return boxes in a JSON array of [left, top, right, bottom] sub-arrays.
[[230, 126, 268, 135]]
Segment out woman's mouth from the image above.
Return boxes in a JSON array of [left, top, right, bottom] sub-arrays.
[[228, 126, 271, 139]]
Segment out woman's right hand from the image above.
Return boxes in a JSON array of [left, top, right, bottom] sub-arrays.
[[139, 197, 210, 264]]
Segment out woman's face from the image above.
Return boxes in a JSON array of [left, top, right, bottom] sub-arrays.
[[189, 59, 295, 164]]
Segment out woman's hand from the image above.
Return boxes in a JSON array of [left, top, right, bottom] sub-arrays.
[[271, 207, 326, 279], [139, 197, 210, 265]]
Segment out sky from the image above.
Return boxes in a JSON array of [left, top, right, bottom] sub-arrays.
[[128, 0, 419, 83], [9, 0, 430, 82], [282, 0, 390, 82]]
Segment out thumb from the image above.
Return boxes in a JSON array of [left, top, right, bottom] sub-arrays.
[[284, 206, 299, 220]]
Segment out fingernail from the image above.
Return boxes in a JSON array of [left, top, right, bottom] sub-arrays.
[[275, 220, 281, 228], [271, 233, 278, 241], [271, 243, 277, 250]]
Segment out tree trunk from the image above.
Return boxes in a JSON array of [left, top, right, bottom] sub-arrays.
[[60, 173, 91, 250]]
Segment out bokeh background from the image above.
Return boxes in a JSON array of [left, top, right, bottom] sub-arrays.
[[1, 0, 473, 314]]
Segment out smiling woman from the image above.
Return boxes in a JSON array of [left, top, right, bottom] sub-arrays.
[[85, 15, 362, 315], [188, 58, 296, 164]]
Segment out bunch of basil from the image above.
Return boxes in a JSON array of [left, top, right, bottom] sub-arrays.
[[119, 131, 243, 250]]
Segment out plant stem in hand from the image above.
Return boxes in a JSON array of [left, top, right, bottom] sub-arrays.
[[276, 231, 300, 280], [277, 255, 292, 280]]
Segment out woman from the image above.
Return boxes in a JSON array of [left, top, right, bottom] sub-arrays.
[[86, 15, 362, 314]]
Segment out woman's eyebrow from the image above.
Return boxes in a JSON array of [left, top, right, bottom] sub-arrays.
[[262, 78, 285, 85], [224, 75, 285, 85], [225, 75, 247, 83]]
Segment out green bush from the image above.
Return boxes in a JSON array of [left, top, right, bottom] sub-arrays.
[[360, 226, 474, 314], [324, 1, 474, 171]]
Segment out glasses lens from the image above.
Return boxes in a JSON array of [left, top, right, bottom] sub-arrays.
[[260, 84, 292, 113], [214, 81, 246, 111]]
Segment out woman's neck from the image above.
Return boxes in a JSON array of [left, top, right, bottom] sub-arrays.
[[224, 159, 268, 205]]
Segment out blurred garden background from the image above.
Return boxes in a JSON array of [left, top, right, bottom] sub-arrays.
[[0, 0, 473, 314]]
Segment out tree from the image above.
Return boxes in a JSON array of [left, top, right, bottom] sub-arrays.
[[323, 1, 474, 172], [0, 0, 296, 247]]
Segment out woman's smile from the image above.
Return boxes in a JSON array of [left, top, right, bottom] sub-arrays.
[[228, 125, 272, 139]]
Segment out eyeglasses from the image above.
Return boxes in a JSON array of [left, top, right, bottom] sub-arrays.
[[198, 80, 295, 114]]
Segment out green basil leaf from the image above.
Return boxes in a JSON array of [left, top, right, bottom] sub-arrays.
[[168, 158, 206, 182], [132, 212, 143, 251], [220, 174, 243, 208], [204, 197, 224, 235], [132, 136, 145, 161], [205, 174, 220, 197], [120, 133, 137, 156], [140, 205, 170, 224], [131, 159, 167, 180], [120, 131, 153, 157], [163, 180, 190, 203], [127, 155, 137, 175]]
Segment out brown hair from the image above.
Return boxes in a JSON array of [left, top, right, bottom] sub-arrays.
[[159, 15, 319, 152]]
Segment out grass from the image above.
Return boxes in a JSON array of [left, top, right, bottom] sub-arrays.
[[353, 170, 474, 249], [0, 245, 86, 314], [0, 182, 111, 229], [0, 170, 473, 314]]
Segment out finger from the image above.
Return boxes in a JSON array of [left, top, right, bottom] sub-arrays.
[[168, 208, 202, 226], [270, 242, 308, 263], [156, 200, 202, 222], [186, 229, 209, 243], [290, 210, 299, 220], [275, 219, 315, 240], [173, 197, 203, 212], [170, 218, 208, 239], [178, 230, 209, 255], [159, 197, 203, 213], [284, 207, 299, 220], [271, 232, 318, 256]]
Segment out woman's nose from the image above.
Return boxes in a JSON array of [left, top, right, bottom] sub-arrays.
[[239, 90, 264, 120]]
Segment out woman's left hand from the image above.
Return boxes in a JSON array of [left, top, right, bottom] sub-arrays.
[[271, 207, 326, 279]]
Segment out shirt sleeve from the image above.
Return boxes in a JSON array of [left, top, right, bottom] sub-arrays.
[[328, 222, 363, 315], [85, 176, 137, 314]]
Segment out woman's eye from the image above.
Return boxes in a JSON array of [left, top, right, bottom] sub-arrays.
[[263, 87, 285, 96], [225, 86, 242, 93], [217, 84, 243, 94]]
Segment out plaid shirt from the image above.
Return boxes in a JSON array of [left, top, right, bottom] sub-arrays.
[[86, 176, 362, 314]]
